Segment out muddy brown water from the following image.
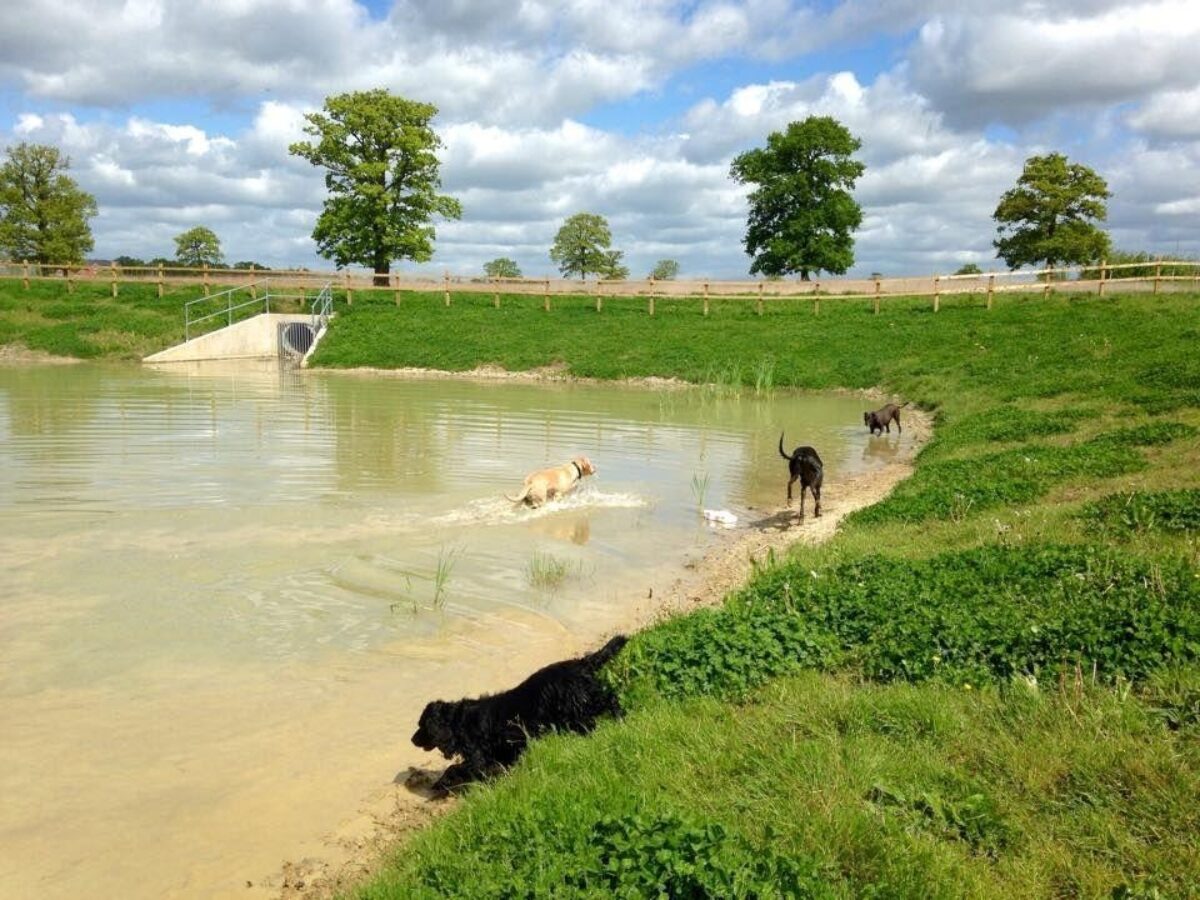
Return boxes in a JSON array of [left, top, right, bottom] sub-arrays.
[[0, 361, 907, 898]]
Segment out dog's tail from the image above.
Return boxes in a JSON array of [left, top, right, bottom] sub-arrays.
[[584, 634, 629, 670], [778, 433, 793, 462], [506, 485, 530, 504]]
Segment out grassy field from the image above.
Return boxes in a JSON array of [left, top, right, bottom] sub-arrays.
[[0, 277, 306, 359], [3, 282, 1199, 897]]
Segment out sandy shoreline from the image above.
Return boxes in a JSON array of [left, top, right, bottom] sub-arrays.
[[268, 369, 930, 900]]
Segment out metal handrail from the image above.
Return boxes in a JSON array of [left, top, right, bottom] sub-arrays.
[[311, 282, 333, 336], [184, 279, 271, 341]]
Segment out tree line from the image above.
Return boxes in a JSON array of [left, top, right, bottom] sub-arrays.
[[0, 89, 1147, 283]]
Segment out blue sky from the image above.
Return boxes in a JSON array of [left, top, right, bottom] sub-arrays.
[[1, 0, 1197, 279]]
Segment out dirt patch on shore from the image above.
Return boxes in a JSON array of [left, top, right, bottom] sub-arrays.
[[0, 344, 82, 365], [273, 387, 930, 900]]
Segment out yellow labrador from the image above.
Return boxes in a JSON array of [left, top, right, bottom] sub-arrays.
[[507, 456, 596, 507]]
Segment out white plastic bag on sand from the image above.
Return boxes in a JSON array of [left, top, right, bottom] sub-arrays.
[[702, 509, 738, 527]]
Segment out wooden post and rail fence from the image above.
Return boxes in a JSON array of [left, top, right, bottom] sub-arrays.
[[3, 259, 1198, 316]]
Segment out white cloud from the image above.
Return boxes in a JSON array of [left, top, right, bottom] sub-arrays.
[[908, 1, 1200, 126]]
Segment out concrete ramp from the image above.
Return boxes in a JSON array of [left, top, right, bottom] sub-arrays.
[[144, 313, 314, 364]]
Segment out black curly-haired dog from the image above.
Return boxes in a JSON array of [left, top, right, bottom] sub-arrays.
[[411, 635, 628, 794], [779, 433, 823, 517]]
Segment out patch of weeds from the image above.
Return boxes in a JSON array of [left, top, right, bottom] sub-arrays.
[[432, 545, 460, 608], [921, 404, 1090, 458], [403, 808, 831, 899], [1079, 489, 1200, 537], [851, 423, 1196, 527], [526, 551, 585, 591], [867, 783, 1012, 858], [617, 544, 1200, 702], [690, 471, 711, 511]]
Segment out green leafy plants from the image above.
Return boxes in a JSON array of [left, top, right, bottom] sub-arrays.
[[1080, 489, 1200, 537], [617, 544, 1200, 701]]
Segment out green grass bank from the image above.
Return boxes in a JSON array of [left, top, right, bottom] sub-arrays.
[[3, 282, 1199, 896]]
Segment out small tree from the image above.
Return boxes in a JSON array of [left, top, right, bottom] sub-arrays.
[[233, 260, 267, 271], [649, 259, 679, 280], [290, 90, 462, 285], [550, 213, 618, 279], [953, 263, 983, 276], [993, 153, 1111, 272], [729, 116, 865, 281], [600, 249, 629, 280], [174, 227, 224, 267], [0, 142, 97, 265], [484, 257, 522, 279]]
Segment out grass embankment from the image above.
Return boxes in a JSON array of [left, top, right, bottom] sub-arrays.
[[4, 283, 1198, 895], [0, 278, 305, 359], [310, 290, 1200, 898]]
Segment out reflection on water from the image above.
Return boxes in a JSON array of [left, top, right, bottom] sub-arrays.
[[0, 361, 894, 899], [863, 434, 903, 461]]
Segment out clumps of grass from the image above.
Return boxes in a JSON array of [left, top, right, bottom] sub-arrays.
[[919, 404, 1090, 458], [689, 471, 710, 511], [850, 422, 1197, 526], [374, 805, 829, 899], [615, 544, 1200, 703], [1079, 489, 1200, 537], [866, 782, 1012, 859], [526, 551, 585, 591], [753, 356, 775, 396], [432, 545, 460, 608]]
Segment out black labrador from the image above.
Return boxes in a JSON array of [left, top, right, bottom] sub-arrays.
[[411, 635, 627, 794], [778, 433, 823, 517]]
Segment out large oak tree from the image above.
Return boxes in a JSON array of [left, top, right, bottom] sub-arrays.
[[993, 153, 1111, 271], [729, 116, 865, 281], [290, 90, 461, 284], [0, 142, 97, 266]]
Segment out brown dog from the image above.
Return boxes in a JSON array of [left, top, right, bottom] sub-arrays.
[[507, 456, 596, 507], [864, 402, 907, 435]]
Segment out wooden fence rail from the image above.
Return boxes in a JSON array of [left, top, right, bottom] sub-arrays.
[[3, 259, 1198, 313]]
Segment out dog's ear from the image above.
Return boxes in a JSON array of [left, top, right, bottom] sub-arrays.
[[575, 455, 596, 475]]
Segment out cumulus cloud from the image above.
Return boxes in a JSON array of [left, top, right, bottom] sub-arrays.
[[908, 0, 1200, 127], [3, 0, 1199, 277]]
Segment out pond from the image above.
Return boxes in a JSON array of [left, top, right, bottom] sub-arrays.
[[0, 361, 901, 898]]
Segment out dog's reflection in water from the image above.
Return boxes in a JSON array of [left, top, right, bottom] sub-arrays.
[[528, 514, 591, 546], [863, 435, 901, 461]]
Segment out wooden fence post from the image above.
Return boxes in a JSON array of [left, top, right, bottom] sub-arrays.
[[543, 278, 551, 311], [492, 278, 500, 309], [756, 281, 764, 315], [595, 280, 603, 313], [250, 281, 257, 301], [814, 282, 821, 316], [157, 263, 164, 298], [66, 266, 74, 294], [110, 261, 118, 298], [987, 274, 995, 310], [202, 263, 210, 297], [1043, 269, 1051, 299], [1097, 260, 1106, 297], [1153, 262, 1162, 295], [299, 286, 306, 308], [648, 277, 655, 316], [394, 273, 402, 306], [873, 277, 881, 315], [344, 272, 353, 305], [442, 270, 450, 306], [22, 260, 29, 290], [703, 281, 709, 317], [933, 274, 940, 312]]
